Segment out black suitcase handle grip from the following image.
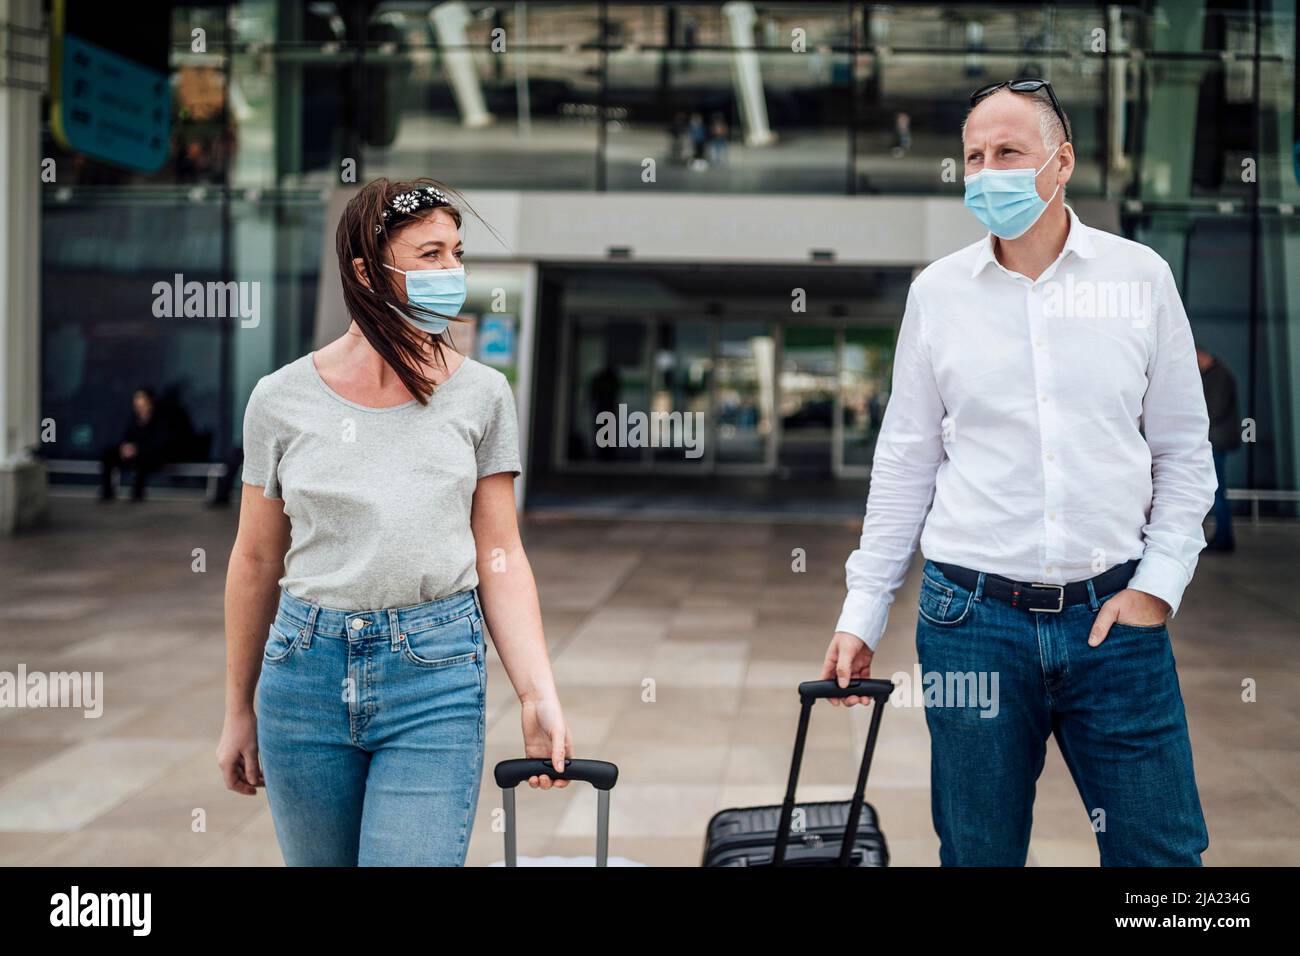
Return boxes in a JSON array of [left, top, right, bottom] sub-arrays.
[[494, 758, 619, 791], [799, 678, 895, 702], [772, 678, 895, 866]]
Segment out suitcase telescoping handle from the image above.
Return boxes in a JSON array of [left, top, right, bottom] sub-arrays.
[[772, 678, 894, 866], [493, 758, 619, 867]]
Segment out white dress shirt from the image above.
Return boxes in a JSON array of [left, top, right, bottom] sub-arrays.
[[836, 205, 1217, 649]]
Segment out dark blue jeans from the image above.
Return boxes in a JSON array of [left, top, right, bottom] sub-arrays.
[[916, 560, 1208, 866]]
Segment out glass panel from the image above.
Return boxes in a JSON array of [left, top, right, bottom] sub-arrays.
[[454, 2, 603, 47], [271, 6, 357, 187], [360, 3, 602, 189], [1131, 209, 1253, 491], [1136, 57, 1256, 203], [230, 192, 326, 446], [1257, 214, 1300, 501], [863, 3, 1053, 50], [42, 3, 230, 187], [715, 322, 775, 465], [840, 327, 897, 471], [565, 319, 649, 463], [778, 326, 837, 476], [1143, 1, 1256, 55], [1258, 54, 1300, 206], [228, 11, 279, 190], [651, 321, 712, 465], [857, 51, 1106, 196], [606, 3, 667, 46], [41, 197, 227, 468], [1261, 0, 1297, 58], [604, 49, 852, 192]]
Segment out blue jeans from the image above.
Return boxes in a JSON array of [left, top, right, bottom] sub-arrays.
[[915, 560, 1208, 866], [256, 587, 486, 866]]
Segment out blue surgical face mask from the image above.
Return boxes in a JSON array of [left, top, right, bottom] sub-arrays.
[[963, 144, 1063, 240], [383, 263, 467, 334]]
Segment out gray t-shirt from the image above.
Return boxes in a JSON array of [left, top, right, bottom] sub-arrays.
[[241, 352, 521, 610]]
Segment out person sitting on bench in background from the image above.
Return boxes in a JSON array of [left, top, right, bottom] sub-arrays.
[[99, 386, 173, 502]]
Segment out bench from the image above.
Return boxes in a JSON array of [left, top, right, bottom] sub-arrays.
[[45, 459, 229, 502], [1225, 488, 1300, 523]]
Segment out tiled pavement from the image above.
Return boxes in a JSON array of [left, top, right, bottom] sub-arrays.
[[1, 498, 1297, 866]]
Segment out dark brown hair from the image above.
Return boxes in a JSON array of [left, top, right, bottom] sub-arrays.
[[335, 177, 474, 404]]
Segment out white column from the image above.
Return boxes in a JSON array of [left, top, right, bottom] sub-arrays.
[[431, 1, 494, 129], [721, 2, 775, 147], [0, 0, 47, 533]]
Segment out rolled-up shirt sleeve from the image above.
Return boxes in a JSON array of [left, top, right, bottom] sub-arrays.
[[1128, 260, 1217, 615], [835, 284, 947, 649]]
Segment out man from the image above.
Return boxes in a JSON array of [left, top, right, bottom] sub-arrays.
[[1197, 346, 1241, 552], [99, 387, 172, 501], [822, 79, 1216, 866]]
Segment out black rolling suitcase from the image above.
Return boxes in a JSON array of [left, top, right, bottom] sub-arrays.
[[703, 678, 894, 867], [494, 758, 619, 866]]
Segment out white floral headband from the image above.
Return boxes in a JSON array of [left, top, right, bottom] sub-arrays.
[[374, 185, 452, 235]]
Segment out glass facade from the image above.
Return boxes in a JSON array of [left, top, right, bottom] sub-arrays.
[[540, 264, 910, 478], [37, 1, 1300, 504]]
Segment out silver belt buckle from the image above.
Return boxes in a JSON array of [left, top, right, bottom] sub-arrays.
[[1028, 583, 1065, 613]]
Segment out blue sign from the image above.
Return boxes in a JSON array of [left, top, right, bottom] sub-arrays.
[[52, 34, 171, 173], [478, 315, 516, 367]]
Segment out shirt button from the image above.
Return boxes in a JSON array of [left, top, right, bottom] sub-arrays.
[[1039, 393, 1048, 403], [1045, 566, 1056, 575], [1045, 452, 1055, 462], [1048, 512, 1056, 521], [1035, 338, 1045, 347]]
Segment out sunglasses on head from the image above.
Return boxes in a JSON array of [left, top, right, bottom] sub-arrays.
[[969, 78, 1072, 143]]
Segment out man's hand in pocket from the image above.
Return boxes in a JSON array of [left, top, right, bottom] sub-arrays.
[[1089, 589, 1171, 647]]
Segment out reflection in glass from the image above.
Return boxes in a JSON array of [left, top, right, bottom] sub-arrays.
[[857, 52, 1105, 196], [41, 199, 227, 463], [1136, 59, 1256, 202], [840, 328, 896, 471], [1257, 216, 1300, 496], [652, 321, 712, 465], [715, 323, 775, 465], [778, 326, 837, 476], [566, 319, 648, 463], [605, 49, 852, 193], [361, 3, 602, 188]]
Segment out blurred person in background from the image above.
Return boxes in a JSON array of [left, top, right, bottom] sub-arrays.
[[688, 112, 708, 170], [821, 80, 1216, 867], [1197, 346, 1241, 553], [707, 112, 730, 166], [218, 178, 572, 866], [99, 387, 170, 502], [891, 111, 912, 158]]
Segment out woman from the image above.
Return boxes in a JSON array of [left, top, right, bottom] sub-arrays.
[[217, 177, 571, 866]]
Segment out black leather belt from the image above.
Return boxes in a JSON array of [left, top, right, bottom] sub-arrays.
[[931, 559, 1140, 613]]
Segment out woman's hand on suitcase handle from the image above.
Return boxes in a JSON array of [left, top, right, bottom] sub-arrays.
[[520, 694, 573, 789], [822, 632, 875, 707]]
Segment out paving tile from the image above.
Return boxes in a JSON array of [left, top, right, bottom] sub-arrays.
[[0, 737, 204, 831]]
